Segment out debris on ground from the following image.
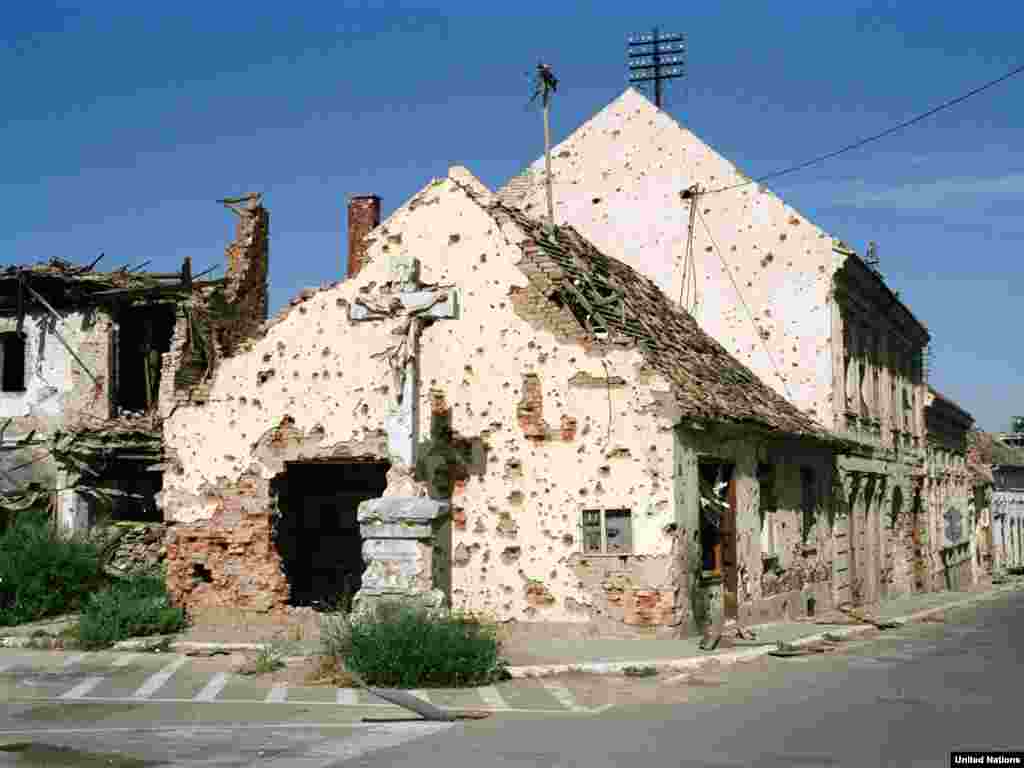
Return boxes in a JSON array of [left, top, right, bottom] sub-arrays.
[[623, 665, 659, 678]]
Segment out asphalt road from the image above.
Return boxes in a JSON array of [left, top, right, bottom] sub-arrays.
[[356, 589, 1024, 768], [0, 589, 1020, 766]]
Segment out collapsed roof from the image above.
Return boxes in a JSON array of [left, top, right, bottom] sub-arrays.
[[489, 199, 832, 441]]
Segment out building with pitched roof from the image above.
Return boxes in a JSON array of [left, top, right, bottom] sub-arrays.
[[161, 167, 844, 636], [499, 88, 935, 606]]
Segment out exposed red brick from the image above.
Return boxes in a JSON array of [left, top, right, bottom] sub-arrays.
[[516, 373, 549, 440], [623, 589, 676, 626], [347, 195, 381, 279], [560, 414, 578, 441]]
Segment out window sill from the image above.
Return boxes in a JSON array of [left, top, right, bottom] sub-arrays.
[[699, 572, 723, 586], [579, 552, 636, 558]]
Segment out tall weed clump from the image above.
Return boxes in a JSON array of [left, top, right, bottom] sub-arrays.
[[76, 573, 186, 649], [0, 510, 103, 626], [323, 603, 506, 688]]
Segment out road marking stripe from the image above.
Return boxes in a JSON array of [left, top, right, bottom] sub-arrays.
[[132, 657, 187, 699], [265, 683, 288, 703], [336, 688, 358, 705], [477, 686, 510, 709], [541, 681, 586, 712], [61, 653, 87, 669], [194, 672, 230, 703], [0, 723, 452, 736], [60, 676, 105, 700], [410, 689, 430, 703], [4, 693, 578, 714], [111, 654, 138, 668]]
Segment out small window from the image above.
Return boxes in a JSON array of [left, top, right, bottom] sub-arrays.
[[581, 508, 632, 554], [0, 332, 26, 392]]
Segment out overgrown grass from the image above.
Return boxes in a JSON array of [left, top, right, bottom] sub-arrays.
[[76, 574, 186, 650], [321, 603, 507, 688], [0, 510, 103, 626]]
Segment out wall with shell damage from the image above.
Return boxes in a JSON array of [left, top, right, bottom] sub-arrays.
[[676, 426, 836, 627], [160, 169, 684, 626], [502, 88, 841, 428], [0, 308, 114, 514]]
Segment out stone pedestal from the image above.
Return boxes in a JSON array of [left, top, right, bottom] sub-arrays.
[[353, 496, 451, 615]]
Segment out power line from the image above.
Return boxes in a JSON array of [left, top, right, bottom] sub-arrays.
[[705, 61, 1024, 196], [695, 206, 794, 402]]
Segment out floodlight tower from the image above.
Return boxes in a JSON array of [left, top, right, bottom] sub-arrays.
[[627, 27, 686, 109]]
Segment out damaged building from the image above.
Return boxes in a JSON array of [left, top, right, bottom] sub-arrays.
[[160, 167, 845, 637], [0, 195, 268, 570], [498, 87, 959, 606], [920, 389, 981, 591], [969, 430, 1024, 574]]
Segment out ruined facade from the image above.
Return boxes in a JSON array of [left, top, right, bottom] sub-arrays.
[[499, 87, 940, 607], [992, 463, 1024, 572], [969, 430, 1024, 573], [160, 167, 840, 635], [0, 199, 268, 570], [921, 389, 977, 591]]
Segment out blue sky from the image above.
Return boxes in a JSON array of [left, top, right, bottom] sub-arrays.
[[2, 1, 1020, 432]]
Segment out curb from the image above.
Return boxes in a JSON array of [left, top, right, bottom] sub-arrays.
[[504, 583, 1024, 680], [3, 582, 1020, 664]]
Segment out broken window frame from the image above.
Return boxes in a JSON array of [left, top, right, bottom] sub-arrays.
[[0, 331, 27, 393], [698, 460, 735, 577], [581, 507, 633, 555]]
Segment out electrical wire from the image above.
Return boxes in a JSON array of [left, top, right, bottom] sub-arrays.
[[703, 62, 1024, 196], [695, 207, 794, 402]]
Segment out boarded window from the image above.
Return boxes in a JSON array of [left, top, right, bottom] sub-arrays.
[[582, 508, 632, 554], [0, 332, 26, 392]]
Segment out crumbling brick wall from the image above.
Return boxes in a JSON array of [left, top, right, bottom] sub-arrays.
[[216, 204, 269, 359]]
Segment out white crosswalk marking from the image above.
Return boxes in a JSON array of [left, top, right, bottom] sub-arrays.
[[61, 676, 105, 700], [111, 654, 138, 668], [336, 688, 358, 705], [194, 672, 230, 702], [477, 685, 510, 709], [133, 657, 187, 699], [265, 683, 288, 703], [61, 653, 87, 669], [541, 681, 586, 712]]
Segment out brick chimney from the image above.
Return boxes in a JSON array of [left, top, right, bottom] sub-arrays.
[[347, 195, 381, 278]]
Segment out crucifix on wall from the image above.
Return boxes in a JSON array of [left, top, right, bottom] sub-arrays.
[[349, 255, 459, 468]]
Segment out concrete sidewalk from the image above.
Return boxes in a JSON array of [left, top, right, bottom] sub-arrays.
[[501, 579, 1024, 678]]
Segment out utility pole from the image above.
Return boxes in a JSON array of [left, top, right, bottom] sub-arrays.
[[628, 27, 685, 109], [530, 62, 559, 225]]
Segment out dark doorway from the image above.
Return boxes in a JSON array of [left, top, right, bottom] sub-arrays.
[[699, 460, 738, 619], [115, 304, 176, 414], [272, 461, 390, 611]]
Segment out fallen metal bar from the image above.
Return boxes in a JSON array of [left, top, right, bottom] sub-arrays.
[[22, 282, 99, 386]]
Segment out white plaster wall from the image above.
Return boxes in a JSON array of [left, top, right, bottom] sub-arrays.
[[506, 88, 839, 426], [0, 310, 111, 432], [162, 169, 678, 623]]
